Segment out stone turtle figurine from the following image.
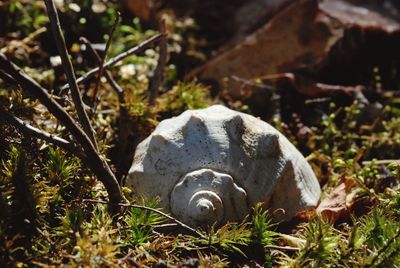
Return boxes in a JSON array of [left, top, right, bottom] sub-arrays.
[[127, 105, 320, 227]]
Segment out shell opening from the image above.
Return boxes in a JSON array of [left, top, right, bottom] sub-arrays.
[[170, 168, 249, 227], [187, 191, 223, 223]]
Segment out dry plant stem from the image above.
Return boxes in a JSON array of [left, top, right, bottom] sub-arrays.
[[0, 27, 46, 54], [231, 75, 274, 92], [0, 193, 10, 222], [80, 38, 136, 182], [131, 204, 203, 237], [120, 250, 142, 267], [44, 0, 98, 150], [0, 53, 122, 206], [61, 33, 164, 92], [264, 245, 299, 251], [0, 70, 17, 85], [362, 159, 400, 165], [92, 11, 121, 106], [81, 198, 203, 238], [148, 19, 168, 105], [80, 37, 125, 104], [0, 109, 85, 157]]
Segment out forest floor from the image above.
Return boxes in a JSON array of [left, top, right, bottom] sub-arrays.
[[1, 0, 400, 267]]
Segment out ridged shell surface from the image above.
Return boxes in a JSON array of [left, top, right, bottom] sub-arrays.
[[127, 105, 321, 227]]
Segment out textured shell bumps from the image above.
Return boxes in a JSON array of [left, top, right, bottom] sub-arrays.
[[127, 105, 321, 227]]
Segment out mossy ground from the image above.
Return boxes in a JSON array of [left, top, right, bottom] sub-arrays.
[[1, 1, 400, 267]]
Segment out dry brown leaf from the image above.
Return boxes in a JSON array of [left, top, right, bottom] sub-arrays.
[[316, 178, 362, 222], [295, 208, 317, 222], [192, 0, 344, 94], [193, 0, 400, 98]]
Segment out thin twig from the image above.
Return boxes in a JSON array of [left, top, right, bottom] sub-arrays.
[[60, 33, 164, 92], [148, 19, 168, 105], [80, 39, 135, 183], [0, 53, 122, 206], [362, 159, 400, 166], [0, 27, 46, 54], [81, 198, 204, 238], [0, 192, 10, 220], [0, 70, 17, 85], [230, 75, 273, 91], [0, 109, 85, 157], [264, 245, 300, 251], [153, 223, 179, 229], [120, 249, 142, 267], [91, 11, 121, 107], [44, 0, 98, 150], [80, 37, 125, 104]]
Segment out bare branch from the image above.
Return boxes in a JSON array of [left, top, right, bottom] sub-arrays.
[[0, 109, 85, 158], [44, 0, 98, 150], [81, 199, 204, 238], [362, 159, 400, 166], [0, 53, 122, 206], [80, 37, 125, 104], [0, 27, 46, 54], [92, 11, 121, 107], [0, 70, 17, 85], [61, 33, 164, 92], [264, 245, 300, 251], [149, 19, 168, 105]]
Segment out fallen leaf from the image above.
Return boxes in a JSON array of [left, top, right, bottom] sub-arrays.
[[295, 208, 317, 222], [192, 0, 345, 93], [192, 0, 400, 98], [316, 177, 362, 222]]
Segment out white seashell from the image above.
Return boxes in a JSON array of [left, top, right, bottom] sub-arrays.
[[127, 105, 321, 227]]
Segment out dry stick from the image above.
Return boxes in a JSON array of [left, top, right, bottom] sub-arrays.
[[91, 11, 121, 107], [362, 159, 400, 166], [81, 198, 204, 238], [80, 37, 125, 104], [148, 19, 168, 105], [0, 70, 17, 85], [0, 109, 85, 157], [0, 53, 122, 206], [120, 249, 142, 267], [264, 245, 299, 251], [44, 0, 98, 150], [0, 27, 46, 54], [81, 37, 133, 182], [61, 33, 164, 92]]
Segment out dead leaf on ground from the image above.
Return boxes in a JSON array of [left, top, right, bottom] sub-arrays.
[[316, 177, 362, 223], [192, 0, 400, 97], [192, 0, 343, 90], [294, 208, 317, 222]]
